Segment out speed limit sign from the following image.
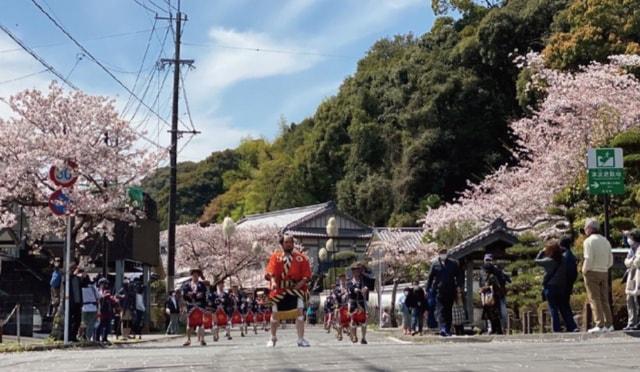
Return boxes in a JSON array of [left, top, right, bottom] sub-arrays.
[[49, 160, 78, 187]]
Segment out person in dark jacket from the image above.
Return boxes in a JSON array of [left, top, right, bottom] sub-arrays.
[[535, 240, 578, 332], [426, 248, 464, 337], [410, 281, 426, 335], [165, 290, 180, 335], [559, 236, 578, 316], [480, 263, 504, 335]]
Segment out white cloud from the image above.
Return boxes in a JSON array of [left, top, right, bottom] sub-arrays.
[[0, 35, 52, 118], [189, 27, 323, 97], [176, 114, 257, 162]]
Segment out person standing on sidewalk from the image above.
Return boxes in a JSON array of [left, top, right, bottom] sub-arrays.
[[535, 240, 577, 332], [559, 236, 578, 317], [623, 229, 640, 330], [165, 290, 180, 335], [410, 281, 426, 335], [582, 218, 614, 333], [79, 274, 99, 341]]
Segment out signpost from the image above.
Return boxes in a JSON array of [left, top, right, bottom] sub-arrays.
[[587, 148, 624, 239], [48, 160, 77, 345], [587, 148, 624, 309]]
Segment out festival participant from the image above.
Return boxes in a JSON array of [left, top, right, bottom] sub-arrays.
[[245, 293, 258, 335], [209, 281, 231, 341], [228, 283, 245, 337], [264, 234, 312, 347], [347, 262, 370, 344], [323, 294, 337, 333], [181, 268, 208, 346], [334, 273, 349, 340]]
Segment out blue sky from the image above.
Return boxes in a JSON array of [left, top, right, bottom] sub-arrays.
[[0, 0, 435, 162]]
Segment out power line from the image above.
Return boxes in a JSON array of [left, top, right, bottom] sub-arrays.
[[133, 0, 159, 15], [30, 0, 171, 128], [0, 69, 50, 85], [0, 28, 155, 54], [182, 40, 354, 59], [65, 53, 84, 80], [121, 17, 160, 116], [179, 69, 196, 132], [0, 23, 78, 90]]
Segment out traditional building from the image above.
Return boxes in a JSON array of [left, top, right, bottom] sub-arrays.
[[237, 201, 373, 272]]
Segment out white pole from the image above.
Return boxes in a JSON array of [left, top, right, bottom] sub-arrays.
[[378, 247, 383, 328], [63, 216, 72, 344], [16, 304, 20, 345]]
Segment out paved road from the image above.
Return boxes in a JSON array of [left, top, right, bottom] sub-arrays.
[[1, 327, 639, 371]]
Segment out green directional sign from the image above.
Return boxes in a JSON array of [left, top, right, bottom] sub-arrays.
[[588, 169, 624, 195], [587, 148, 624, 195]]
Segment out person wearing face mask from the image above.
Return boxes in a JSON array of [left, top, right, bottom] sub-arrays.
[[624, 229, 640, 330], [264, 234, 312, 347], [426, 248, 463, 337]]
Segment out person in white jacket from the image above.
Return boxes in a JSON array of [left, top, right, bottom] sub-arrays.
[[624, 230, 640, 330]]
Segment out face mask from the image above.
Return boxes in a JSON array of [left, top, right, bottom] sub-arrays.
[[439, 254, 447, 261], [629, 239, 636, 247]]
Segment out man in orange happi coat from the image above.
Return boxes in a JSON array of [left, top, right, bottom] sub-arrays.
[[264, 234, 312, 347]]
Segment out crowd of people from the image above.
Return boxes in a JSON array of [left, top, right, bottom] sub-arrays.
[[49, 262, 148, 344], [47, 218, 640, 345]]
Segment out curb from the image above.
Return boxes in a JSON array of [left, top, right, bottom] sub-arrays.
[[374, 330, 640, 344], [0, 335, 183, 354]]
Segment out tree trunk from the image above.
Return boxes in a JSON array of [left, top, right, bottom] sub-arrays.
[[390, 279, 399, 328]]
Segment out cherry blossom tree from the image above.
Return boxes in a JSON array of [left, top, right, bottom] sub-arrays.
[[0, 83, 162, 248], [422, 54, 640, 234], [170, 222, 279, 286]]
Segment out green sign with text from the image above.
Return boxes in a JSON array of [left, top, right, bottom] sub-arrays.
[[587, 148, 624, 195]]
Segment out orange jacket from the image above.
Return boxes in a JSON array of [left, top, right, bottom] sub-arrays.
[[265, 249, 312, 289]]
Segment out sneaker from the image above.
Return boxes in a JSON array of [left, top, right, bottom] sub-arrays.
[[360, 339, 368, 345], [623, 325, 635, 331], [439, 330, 451, 337], [587, 326, 603, 334], [267, 337, 277, 347], [297, 338, 310, 347], [606, 326, 615, 332]]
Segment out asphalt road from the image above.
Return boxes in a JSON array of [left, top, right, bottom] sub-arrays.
[[1, 326, 639, 371]]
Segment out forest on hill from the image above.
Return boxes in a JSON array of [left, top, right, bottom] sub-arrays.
[[142, 0, 640, 229]]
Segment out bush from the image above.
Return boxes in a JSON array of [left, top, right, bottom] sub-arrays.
[[610, 130, 640, 154]]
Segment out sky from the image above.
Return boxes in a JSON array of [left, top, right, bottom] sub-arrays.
[[0, 0, 435, 163]]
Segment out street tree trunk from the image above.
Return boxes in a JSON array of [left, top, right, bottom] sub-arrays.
[[390, 279, 399, 328]]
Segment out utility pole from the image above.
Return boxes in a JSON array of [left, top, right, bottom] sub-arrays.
[[158, 0, 198, 292]]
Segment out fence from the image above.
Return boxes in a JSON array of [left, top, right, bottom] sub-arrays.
[[0, 304, 21, 344]]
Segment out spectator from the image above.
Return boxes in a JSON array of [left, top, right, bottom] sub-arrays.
[[117, 278, 137, 339], [133, 281, 146, 339], [536, 240, 578, 332], [96, 278, 114, 344], [165, 290, 180, 335], [482, 254, 511, 329], [451, 291, 465, 335], [480, 262, 504, 335], [410, 281, 426, 335], [426, 248, 464, 337], [381, 307, 391, 328], [559, 236, 578, 322], [397, 287, 411, 335], [582, 218, 614, 333], [48, 257, 62, 318], [79, 274, 99, 342], [68, 266, 84, 342], [624, 229, 640, 330]]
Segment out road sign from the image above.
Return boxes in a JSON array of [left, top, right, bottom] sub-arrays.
[[587, 148, 624, 195], [48, 189, 73, 216], [587, 148, 623, 168], [49, 160, 78, 187]]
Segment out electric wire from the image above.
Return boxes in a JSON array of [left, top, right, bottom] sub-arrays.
[[0, 69, 50, 85]]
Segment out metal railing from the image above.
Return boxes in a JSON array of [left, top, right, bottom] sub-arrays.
[[0, 304, 21, 344]]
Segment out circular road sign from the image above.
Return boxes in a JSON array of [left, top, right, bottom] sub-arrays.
[[48, 189, 73, 216], [49, 160, 78, 187]]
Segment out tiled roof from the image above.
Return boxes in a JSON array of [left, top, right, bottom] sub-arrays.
[[447, 219, 518, 260], [289, 227, 372, 239], [236, 202, 333, 230], [372, 227, 426, 250]]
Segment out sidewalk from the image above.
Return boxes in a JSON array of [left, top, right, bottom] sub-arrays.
[[374, 327, 640, 344], [0, 333, 182, 353]]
